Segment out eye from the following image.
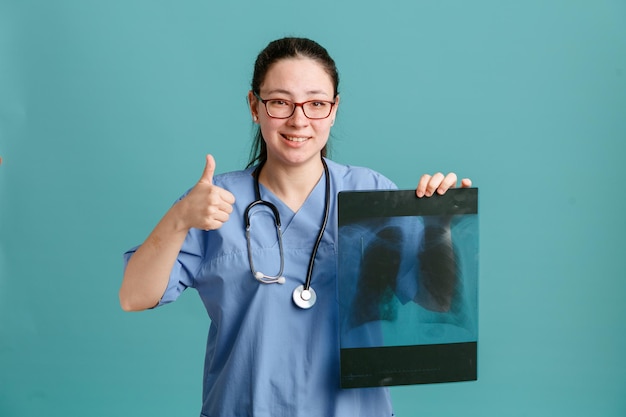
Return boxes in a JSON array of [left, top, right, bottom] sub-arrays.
[[310, 101, 328, 108], [268, 99, 290, 107]]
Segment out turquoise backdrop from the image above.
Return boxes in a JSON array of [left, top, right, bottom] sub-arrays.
[[1, 1, 625, 416]]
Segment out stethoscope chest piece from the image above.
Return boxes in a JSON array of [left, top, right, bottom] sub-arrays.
[[292, 285, 317, 309]]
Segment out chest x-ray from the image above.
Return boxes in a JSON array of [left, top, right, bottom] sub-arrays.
[[338, 188, 478, 388]]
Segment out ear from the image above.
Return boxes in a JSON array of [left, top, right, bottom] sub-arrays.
[[248, 90, 259, 122], [330, 94, 340, 122]]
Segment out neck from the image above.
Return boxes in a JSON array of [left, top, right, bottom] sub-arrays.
[[258, 157, 325, 212]]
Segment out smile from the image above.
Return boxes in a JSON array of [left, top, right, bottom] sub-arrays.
[[282, 135, 309, 143]]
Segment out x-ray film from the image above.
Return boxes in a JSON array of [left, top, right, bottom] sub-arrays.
[[338, 188, 478, 388]]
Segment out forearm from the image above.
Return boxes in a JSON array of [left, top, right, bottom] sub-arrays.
[[119, 203, 190, 311]]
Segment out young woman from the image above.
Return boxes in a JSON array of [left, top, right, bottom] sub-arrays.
[[120, 37, 471, 417]]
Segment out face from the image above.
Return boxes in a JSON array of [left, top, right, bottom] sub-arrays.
[[249, 57, 339, 168]]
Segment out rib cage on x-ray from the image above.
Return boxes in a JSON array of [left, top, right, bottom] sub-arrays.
[[339, 216, 476, 347]]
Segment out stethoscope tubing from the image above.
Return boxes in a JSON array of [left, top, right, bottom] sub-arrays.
[[244, 199, 285, 284], [302, 159, 330, 291], [245, 158, 330, 292]]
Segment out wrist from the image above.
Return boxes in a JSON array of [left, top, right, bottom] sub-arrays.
[[167, 200, 193, 234]]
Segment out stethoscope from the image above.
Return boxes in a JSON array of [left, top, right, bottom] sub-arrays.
[[244, 158, 330, 309]]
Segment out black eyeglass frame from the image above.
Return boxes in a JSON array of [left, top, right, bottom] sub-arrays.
[[253, 92, 336, 120]]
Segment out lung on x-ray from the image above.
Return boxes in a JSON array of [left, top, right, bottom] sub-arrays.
[[337, 188, 478, 388]]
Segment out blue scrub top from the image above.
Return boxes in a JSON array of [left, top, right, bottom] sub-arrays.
[[124, 159, 398, 417]]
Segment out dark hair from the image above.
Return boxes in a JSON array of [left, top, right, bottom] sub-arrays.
[[247, 37, 340, 168]]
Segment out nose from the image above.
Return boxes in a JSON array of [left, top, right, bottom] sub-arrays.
[[287, 104, 309, 127]]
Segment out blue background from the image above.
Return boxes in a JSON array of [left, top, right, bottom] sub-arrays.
[[1, 1, 625, 416]]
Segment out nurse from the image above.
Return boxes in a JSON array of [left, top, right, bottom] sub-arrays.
[[120, 37, 471, 417]]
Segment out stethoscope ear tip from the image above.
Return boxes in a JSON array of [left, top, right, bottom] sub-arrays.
[[254, 271, 286, 285]]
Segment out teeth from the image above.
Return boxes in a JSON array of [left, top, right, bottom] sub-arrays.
[[284, 136, 308, 142]]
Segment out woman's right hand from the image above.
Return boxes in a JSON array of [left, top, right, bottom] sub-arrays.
[[176, 154, 236, 231], [119, 154, 235, 311]]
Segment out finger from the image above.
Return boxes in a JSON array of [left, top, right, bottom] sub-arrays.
[[199, 154, 216, 184], [425, 172, 445, 197], [203, 188, 234, 214], [203, 217, 228, 231], [213, 197, 234, 215], [416, 175, 431, 198], [436, 173, 458, 195], [219, 188, 236, 205], [460, 178, 472, 188], [200, 202, 232, 231], [209, 208, 232, 224], [206, 187, 235, 213]]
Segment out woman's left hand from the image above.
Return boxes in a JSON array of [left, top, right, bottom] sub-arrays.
[[416, 173, 472, 198]]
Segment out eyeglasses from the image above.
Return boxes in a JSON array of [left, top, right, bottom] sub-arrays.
[[254, 92, 336, 120]]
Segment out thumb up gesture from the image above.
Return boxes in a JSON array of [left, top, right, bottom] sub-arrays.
[[177, 155, 236, 231]]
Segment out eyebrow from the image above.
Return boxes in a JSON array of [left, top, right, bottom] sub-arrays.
[[263, 88, 331, 97]]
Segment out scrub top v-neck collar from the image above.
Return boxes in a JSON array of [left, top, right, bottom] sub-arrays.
[[255, 168, 328, 242]]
